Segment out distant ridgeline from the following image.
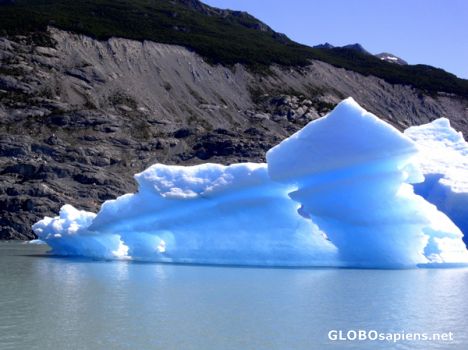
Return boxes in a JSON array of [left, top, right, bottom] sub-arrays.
[[1, 0, 467, 98]]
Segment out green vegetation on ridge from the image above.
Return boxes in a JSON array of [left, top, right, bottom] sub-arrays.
[[1, 0, 467, 97]]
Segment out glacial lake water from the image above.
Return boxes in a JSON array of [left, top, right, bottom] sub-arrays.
[[1, 241, 468, 350]]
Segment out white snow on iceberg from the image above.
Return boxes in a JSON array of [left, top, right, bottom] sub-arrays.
[[405, 118, 468, 246], [33, 98, 468, 268]]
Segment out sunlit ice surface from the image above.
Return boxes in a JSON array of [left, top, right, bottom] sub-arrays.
[[32, 98, 468, 268]]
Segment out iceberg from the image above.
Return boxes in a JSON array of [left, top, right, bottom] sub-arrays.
[[405, 118, 468, 245], [33, 98, 468, 268], [267, 98, 467, 267], [33, 163, 338, 265]]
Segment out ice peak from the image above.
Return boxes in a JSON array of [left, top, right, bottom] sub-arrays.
[[267, 97, 417, 180]]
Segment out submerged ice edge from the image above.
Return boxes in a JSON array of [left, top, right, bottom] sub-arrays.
[[22, 244, 468, 270], [32, 98, 468, 268]]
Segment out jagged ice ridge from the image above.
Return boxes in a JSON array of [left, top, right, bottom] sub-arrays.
[[32, 98, 468, 268]]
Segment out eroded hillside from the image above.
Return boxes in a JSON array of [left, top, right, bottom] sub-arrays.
[[1, 28, 467, 239]]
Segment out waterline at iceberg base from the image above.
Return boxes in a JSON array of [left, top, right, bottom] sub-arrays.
[[32, 98, 468, 268]]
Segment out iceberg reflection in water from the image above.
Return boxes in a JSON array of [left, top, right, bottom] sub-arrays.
[[1, 242, 468, 350]]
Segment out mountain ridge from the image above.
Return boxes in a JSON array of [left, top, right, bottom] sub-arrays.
[[1, 0, 467, 97], [314, 43, 409, 66]]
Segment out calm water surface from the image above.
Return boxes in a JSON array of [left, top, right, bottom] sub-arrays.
[[1, 241, 467, 350]]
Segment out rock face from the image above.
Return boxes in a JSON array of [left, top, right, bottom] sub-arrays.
[[1, 28, 468, 240]]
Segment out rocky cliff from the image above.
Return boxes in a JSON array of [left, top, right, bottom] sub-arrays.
[[1, 28, 467, 239]]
